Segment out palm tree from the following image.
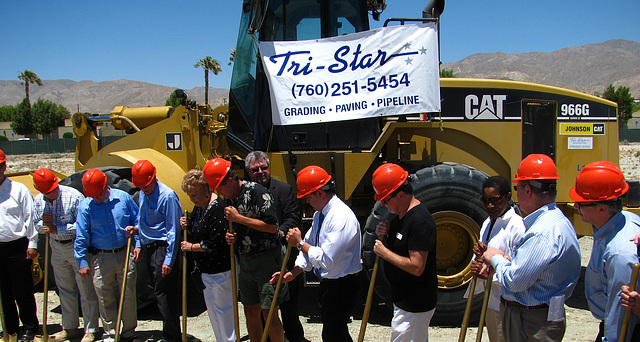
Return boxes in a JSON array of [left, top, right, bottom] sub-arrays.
[[194, 56, 222, 105], [17, 70, 43, 104]]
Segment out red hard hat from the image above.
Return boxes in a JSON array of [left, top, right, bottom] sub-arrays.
[[569, 161, 629, 202], [203, 158, 231, 190], [82, 169, 107, 198], [0, 149, 6, 163], [296, 165, 332, 198], [512, 154, 559, 182], [372, 163, 409, 201], [131, 160, 157, 188], [33, 168, 59, 194]]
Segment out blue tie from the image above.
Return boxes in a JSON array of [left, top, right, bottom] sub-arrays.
[[314, 212, 325, 280]]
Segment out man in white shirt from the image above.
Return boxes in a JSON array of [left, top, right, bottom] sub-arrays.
[[470, 175, 525, 342], [0, 149, 39, 342], [270, 165, 362, 342]]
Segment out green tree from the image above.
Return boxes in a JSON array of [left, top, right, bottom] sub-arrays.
[[32, 99, 70, 136], [194, 56, 222, 105], [165, 89, 187, 107], [602, 84, 635, 127], [441, 69, 456, 78], [228, 49, 235, 66], [0, 105, 15, 121], [17, 70, 43, 103], [11, 98, 34, 135]]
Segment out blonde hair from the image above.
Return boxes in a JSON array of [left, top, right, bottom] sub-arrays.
[[181, 169, 209, 194]]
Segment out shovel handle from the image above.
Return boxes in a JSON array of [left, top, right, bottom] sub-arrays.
[[620, 263, 640, 342], [475, 274, 493, 342], [182, 211, 188, 342], [229, 221, 241, 342], [458, 275, 478, 342], [114, 236, 133, 342]]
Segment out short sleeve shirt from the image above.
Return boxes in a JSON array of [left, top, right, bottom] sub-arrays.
[[233, 181, 279, 256]]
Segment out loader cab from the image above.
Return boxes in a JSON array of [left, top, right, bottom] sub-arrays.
[[228, 0, 380, 153]]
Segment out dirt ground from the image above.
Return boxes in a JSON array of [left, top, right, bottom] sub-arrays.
[[8, 143, 640, 341]]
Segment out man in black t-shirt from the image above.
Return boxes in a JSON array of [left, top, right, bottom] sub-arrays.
[[372, 163, 437, 342]]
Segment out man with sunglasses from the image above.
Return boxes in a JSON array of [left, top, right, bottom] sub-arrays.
[[370, 163, 437, 342], [468, 176, 525, 342], [483, 154, 581, 342], [571, 161, 640, 342], [245, 151, 306, 342], [32, 168, 99, 342], [270, 165, 362, 342], [204, 158, 287, 342]]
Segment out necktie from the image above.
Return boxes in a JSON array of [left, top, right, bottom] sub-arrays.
[[314, 212, 325, 280]]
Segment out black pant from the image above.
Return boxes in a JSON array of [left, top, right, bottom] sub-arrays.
[[145, 244, 181, 341], [0, 237, 39, 334], [281, 249, 305, 342], [318, 272, 360, 342]]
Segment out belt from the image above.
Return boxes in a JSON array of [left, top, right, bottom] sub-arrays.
[[91, 245, 126, 254], [321, 272, 359, 283], [240, 250, 270, 260], [145, 240, 168, 249], [500, 297, 548, 310], [55, 238, 75, 245], [0, 237, 27, 246]]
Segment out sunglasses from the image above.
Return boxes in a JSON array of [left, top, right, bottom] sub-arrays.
[[250, 165, 268, 173], [381, 191, 399, 205], [481, 194, 506, 206]]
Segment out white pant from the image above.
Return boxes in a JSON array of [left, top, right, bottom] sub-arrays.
[[202, 271, 236, 342], [391, 305, 435, 342], [50, 239, 100, 333]]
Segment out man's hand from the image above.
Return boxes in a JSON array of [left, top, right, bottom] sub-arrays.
[[42, 212, 58, 234], [132, 247, 142, 262], [631, 232, 640, 246], [482, 247, 505, 265], [26, 248, 38, 259], [285, 227, 303, 247], [375, 220, 390, 239], [225, 232, 236, 245], [470, 259, 489, 279], [621, 285, 640, 317], [269, 271, 295, 284], [162, 264, 172, 277], [225, 206, 242, 223], [79, 267, 91, 279], [372, 239, 388, 258], [473, 241, 488, 257], [125, 226, 138, 237]]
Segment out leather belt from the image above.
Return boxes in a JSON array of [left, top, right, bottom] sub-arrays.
[[56, 239, 75, 245], [145, 240, 168, 249], [500, 297, 548, 310], [90, 245, 126, 254]]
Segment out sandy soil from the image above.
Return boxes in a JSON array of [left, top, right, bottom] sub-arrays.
[[10, 143, 640, 341]]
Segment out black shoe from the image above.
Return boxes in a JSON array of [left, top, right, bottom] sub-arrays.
[[18, 329, 36, 341]]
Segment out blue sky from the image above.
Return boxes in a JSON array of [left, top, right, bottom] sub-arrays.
[[1, 0, 638, 90]]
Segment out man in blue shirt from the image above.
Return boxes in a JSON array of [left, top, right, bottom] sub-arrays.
[[483, 154, 581, 342], [75, 169, 141, 342], [127, 160, 182, 342], [570, 161, 640, 342]]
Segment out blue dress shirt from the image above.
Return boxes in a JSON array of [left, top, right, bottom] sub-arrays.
[[135, 181, 182, 266], [75, 187, 139, 269], [491, 203, 581, 306], [586, 211, 640, 342]]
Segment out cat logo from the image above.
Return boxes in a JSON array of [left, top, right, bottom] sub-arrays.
[[465, 94, 507, 120], [166, 133, 182, 151]]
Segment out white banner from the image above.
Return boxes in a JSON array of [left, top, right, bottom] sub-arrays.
[[259, 23, 441, 126]]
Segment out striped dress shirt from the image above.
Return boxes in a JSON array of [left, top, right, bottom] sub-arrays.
[[34, 184, 84, 241]]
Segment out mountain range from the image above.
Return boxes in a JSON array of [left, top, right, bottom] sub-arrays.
[[0, 39, 638, 114]]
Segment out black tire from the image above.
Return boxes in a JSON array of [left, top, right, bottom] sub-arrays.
[[58, 167, 156, 309], [362, 162, 488, 325]]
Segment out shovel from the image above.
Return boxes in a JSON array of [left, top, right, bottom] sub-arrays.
[[620, 263, 640, 342], [260, 244, 292, 342], [34, 234, 54, 342], [357, 236, 385, 342], [114, 236, 134, 342], [182, 211, 188, 342], [475, 273, 493, 342], [229, 221, 241, 342], [0, 275, 18, 342], [458, 274, 478, 342]]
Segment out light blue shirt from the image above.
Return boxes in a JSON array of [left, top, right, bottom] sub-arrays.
[[295, 195, 362, 279], [135, 181, 182, 266], [34, 185, 84, 241], [75, 187, 139, 269], [491, 203, 581, 306], [586, 211, 640, 342]]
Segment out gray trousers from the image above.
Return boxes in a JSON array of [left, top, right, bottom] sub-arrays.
[[50, 239, 100, 333], [88, 248, 137, 341], [501, 302, 565, 342]]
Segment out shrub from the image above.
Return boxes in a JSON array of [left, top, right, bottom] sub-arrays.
[[63, 132, 74, 138]]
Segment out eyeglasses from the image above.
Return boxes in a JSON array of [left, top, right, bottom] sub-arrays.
[[575, 202, 599, 208], [381, 191, 399, 205], [481, 194, 506, 206], [250, 165, 268, 173]]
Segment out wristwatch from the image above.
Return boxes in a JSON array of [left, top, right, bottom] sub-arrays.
[[297, 241, 305, 251]]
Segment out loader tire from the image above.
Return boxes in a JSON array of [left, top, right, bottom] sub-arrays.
[[362, 162, 488, 324]]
